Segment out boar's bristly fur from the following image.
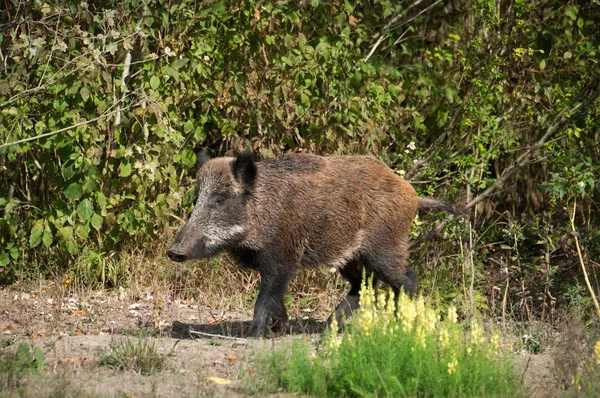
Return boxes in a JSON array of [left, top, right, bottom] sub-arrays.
[[167, 151, 455, 337]]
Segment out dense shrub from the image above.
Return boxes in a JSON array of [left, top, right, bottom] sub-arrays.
[[0, 0, 599, 318]]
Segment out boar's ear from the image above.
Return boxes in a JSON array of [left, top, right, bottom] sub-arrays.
[[232, 150, 257, 188], [195, 150, 212, 169]]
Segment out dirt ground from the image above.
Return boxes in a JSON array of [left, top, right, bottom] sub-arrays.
[[0, 284, 563, 397]]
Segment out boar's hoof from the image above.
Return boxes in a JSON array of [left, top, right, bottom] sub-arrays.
[[167, 248, 188, 262], [246, 322, 267, 339]]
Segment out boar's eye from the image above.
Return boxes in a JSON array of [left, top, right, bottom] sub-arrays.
[[214, 195, 227, 205]]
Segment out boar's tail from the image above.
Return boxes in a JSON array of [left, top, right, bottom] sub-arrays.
[[417, 197, 467, 217]]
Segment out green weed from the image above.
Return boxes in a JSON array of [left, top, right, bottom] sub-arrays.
[[0, 343, 45, 394], [99, 334, 173, 375], [252, 281, 527, 397]]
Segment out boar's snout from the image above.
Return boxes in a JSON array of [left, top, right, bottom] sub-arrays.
[[167, 245, 188, 262]]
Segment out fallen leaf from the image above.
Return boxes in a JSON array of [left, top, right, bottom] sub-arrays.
[[208, 317, 224, 324], [205, 376, 232, 385], [37, 328, 46, 336], [1, 323, 15, 331], [225, 353, 236, 364], [74, 331, 83, 336], [70, 309, 87, 317]]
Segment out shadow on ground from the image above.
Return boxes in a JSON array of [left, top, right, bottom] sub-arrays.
[[171, 317, 328, 339]]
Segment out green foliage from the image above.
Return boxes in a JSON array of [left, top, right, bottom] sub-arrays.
[[251, 285, 526, 397], [0, 343, 45, 393], [0, 0, 599, 318]]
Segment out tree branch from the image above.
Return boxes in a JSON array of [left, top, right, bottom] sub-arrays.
[[411, 83, 600, 250], [0, 105, 125, 149], [466, 86, 600, 210], [362, 0, 428, 63]]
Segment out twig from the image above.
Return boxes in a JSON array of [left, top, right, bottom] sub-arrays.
[[37, 13, 61, 87], [362, 0, 427, 63], [0, 106, 123, 149], [466, 87, 600, 210], [520, 357, 532, 383], [390, 0, 442, 31], [409, 218, 452, 250], [0, 58, 89, 109], [406, 92, 469, 181], [115, 52, 132, 127], [570, 199, 600, 320], [411, 84, 600, 249], [188, 327, 248, 342]]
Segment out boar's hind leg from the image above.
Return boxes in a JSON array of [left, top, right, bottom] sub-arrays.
[[327, 260, 376, 328], [247, 262, 295, 338]]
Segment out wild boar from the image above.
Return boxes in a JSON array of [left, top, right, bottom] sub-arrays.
[[167, 151, 460, 337]]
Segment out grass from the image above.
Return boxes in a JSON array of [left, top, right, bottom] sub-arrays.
[[100, 333, 174, 375], [0, 343, 45, 394], [251, 279, 528, 397]]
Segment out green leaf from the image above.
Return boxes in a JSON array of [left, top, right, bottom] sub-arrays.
[[80, 86, 91, 102], [58, 227, 77, 254], [64, 183, 83, 201], [97, 192, 107, 213], [563, 51, 572, 60], [77, 199, 94, 221], [29, 219, 44, 248], [539, 59, 546, 70], [42, 224, 53, 248], [181, 149, 196, 168], [445, 87, 456, 102], [75, 223, 90, 240], [565, 5, 578, 20], [18, 344, 30, 359], [33, 347, 44, 368], [9, 246, 18, 260], [150, 76, 160, 90], [91, 213, 103, 231], [184, 120, 194, 132], [119, 162, 132, 177], [0, 253, 9, 267], [300, 93, 310, 107]]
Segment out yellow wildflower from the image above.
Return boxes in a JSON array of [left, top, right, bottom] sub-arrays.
[[423, 307, 438, 333], [416, 324, 427, 349], [447, 355, 458, 375], [470, 319, 484, 345], [398, 293, 417, 333], [447, 306, 458, 324], [438, 327, 450, 349], [325, 316, 341, 354], [594, 340, 600, 365]]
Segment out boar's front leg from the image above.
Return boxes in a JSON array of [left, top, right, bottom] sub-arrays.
[[246, 259, 295, 338]]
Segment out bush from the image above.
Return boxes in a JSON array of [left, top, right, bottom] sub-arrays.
[[252, 280, 527, 397]]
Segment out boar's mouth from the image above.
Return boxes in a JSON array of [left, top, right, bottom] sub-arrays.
[[166, 246, 188, 262], [166, 236, 234, 262]]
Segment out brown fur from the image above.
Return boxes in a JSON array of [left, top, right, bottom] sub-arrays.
[[168, 152, 453, 337]]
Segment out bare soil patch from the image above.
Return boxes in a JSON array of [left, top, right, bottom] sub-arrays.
[[0, 285, 562, 397]]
